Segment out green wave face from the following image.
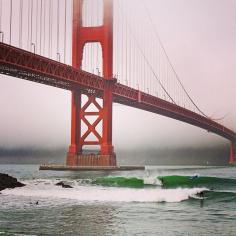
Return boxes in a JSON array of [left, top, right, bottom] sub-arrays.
[[93, 175, 236, 191], [205, 190, 236, 201], [92, 177, 145, 188], [158, 175, 236, 189]]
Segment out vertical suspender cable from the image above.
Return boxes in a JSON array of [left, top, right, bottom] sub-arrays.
[[57, 0, 60, 61], [129, 20, 131, 86], [152, 36, 155, 95], [43, 0, 46, 55], [134, 34, 136, 89], [96, 0, 98, 26], [84, 1, 86, 26], [90, 0, 92, 27], [0, 0, 2, 42], [139, 22, 142, 90], [141, 33, 144, 91], [40, 0, 42, 54], [97, 0, 100, 74], [116, 1, 119, 79], [19, 0, 23, 48], [154, 38, 157, 95], [147, 34, 149, 93], [27, 0, 30, 50], [36, 0, 39, 53], [90, 5, 92, 72], [30, 0, 33, 47], [89, 1, 92, 73], [121, 2, 124, 83], [51, 0, 53, 59], [70, 0, 73, 65], [9, 0, 12, 45], [127, 25, 130, 85], [83, 3, 86, 69], [89, 43, 91, 73], [140, 30, 145, 91], [166, 60, 168, 100], [158, 44, 160, 96], [125, 14, 128, 85], [48, 0, 51, 58], [121, 1, 124, 80], [64, 0, 67, 63], [0, 0, 2, 31], [95, 0, 99, 73], [95, 1, 100, 75], [144, 31, 146, 91]]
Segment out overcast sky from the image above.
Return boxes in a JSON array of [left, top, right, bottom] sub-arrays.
[[0, 0, 235, 151]]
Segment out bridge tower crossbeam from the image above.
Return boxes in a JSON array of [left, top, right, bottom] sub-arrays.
[[66, 0, 116, 166]]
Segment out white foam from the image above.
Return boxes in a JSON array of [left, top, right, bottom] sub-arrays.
[[2, 180, 207, 203], [143, 176, 162, 186]]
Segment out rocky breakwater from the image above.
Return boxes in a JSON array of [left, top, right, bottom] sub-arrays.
[[0, 173, 25, 191]]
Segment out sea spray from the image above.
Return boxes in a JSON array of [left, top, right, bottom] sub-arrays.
[[143, 176, 162, 186]]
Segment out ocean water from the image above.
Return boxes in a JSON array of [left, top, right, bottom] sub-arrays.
[[0, 165, 236, 236]]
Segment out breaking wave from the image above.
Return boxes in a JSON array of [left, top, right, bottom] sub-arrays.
[[158, 175, 236, 189], [2, 179, 206, 203]]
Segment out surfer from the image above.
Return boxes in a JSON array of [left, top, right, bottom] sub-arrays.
[[159, 177, 164, 185], [190, 174, 199, 180], [199, 191, 204, 198]]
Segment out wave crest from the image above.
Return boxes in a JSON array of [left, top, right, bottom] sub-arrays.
[[2, 180, 206, 203]]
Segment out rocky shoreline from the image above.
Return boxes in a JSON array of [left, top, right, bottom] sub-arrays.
[[0, 173, 25, 191], [55, 181, 73, 188]]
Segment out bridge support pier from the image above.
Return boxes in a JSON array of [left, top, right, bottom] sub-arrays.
[[229, 141, 236, 164], [67, 153, 116, 166], [66, 0, 116, 167]]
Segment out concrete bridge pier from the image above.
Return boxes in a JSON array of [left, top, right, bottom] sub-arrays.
[[229, 141, 236, 164]]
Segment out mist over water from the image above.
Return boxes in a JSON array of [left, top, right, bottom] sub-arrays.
[[0, 144, 230, 165]]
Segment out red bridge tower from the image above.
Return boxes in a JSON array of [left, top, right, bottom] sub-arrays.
[[66, 0, 116, 166]]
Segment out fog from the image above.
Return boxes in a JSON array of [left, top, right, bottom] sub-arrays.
[[0, 0, 235, 161]]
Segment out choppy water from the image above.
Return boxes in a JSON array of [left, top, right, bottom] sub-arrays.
[[0, 164, 236, 235]]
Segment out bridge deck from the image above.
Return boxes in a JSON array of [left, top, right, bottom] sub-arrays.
[[0, 43, 235, 142]]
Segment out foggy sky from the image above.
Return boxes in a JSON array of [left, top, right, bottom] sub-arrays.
[[0, 0, 235, 151]]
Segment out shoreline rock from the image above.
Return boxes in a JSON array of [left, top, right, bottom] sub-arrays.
[[0, 173, 25, 191], [55, 181, 73, 188]]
